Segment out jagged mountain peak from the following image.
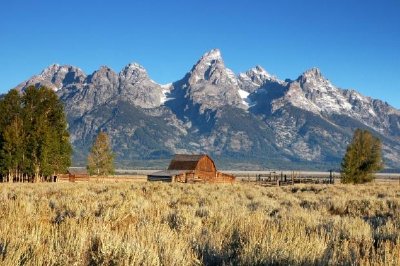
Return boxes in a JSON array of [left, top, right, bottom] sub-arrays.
[[278, 67, 353, 116], [14, 63, 86, 92], [297, 67, 326, 83], [87, 66, 118, 86], [199, 48, 223, 64], [119, 62, 149, 83], [244, 65, 274, 81], [97, 65, 114, 72], [303, 67, 322, 76], [169, 49, 245, 114], [250, 65, 270, 76], [40, 63, 61, 75], [190, 49, 224, 73], [123, 62, 147, 72], [238, 65, 282, 93], [187, 49, 238, 87], [39, 63, 85, 78], [91, 66, 118, 77]]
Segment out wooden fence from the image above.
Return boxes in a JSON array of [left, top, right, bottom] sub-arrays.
[[242, 171, 335, 186]]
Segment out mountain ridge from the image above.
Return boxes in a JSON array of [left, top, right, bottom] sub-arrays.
[[12, 49, 400, 170]]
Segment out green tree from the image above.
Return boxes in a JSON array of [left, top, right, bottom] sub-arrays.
[[341, 129, 383, 184], [0, 90, 24, 181], [2, 117, 25, 182], [0, 86, 72, 182], [87, 132, 114, 177], [0, 89, 22, 130], [22, 86, 72, 181]]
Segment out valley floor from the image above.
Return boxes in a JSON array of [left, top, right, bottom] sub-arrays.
[[0, 182, 399, 265]]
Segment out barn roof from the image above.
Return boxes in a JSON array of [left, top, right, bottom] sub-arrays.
[[68, 167, 88, 175], [168, 154, 209, 170]]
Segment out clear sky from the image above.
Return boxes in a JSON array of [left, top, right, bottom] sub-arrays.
[[0, 0, 399, 108]]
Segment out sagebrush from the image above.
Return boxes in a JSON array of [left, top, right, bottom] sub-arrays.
[[0, 182, 399, 265]]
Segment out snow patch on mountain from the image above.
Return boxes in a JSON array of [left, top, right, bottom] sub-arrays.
[[238, 88, 250, 107], [225, 68, 239, 86], [160, 83, 172, 104]]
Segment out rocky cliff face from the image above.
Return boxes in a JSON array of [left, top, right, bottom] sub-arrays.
[[13, 49, 400, 170]]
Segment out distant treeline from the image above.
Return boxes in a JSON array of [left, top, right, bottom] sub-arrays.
[[0, 86, 71, 182]]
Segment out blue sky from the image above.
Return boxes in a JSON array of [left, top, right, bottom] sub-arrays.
[[0, 0, 399, 108]]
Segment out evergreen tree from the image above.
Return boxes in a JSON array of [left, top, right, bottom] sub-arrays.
[[87, 132, 114, 176], [341, 129, 383, 184]]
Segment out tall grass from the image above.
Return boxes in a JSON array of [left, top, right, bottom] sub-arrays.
[[0, 182, 399, 265]]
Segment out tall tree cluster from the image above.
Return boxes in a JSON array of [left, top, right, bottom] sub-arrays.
[[341, 129, 383, 184], [0, 86, 72, 182]]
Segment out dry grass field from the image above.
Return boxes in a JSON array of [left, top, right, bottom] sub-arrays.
[[0, 182, 400, 265]]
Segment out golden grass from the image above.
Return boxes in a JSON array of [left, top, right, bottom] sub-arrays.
[[0, 182, 399, 265]]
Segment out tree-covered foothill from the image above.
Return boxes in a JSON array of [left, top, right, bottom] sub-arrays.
[[341, 129, 383, 184], [0, 86, 72, 182], [87, 132, 114, 177]]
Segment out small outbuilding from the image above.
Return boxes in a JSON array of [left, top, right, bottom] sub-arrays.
[[66, 167, 89, 182], [148, 154, 235, 183]]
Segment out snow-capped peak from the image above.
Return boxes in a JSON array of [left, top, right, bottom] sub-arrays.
[[189, 48, 234, 85], [200, 48, 222, 64], [250, 65, 271, 78], [237, 65, 282, 93], [119, 62, 150, 83], [124, 62, 147, 72], [190, 49, 224, 72]]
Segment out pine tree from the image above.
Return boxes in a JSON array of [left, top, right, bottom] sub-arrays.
[[87, 132, 114, 177], [341, 129, 383, 184]]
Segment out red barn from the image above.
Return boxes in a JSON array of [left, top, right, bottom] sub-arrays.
[[148, 154, 235, 183]]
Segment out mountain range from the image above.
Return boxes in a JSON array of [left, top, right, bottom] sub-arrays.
[[13, 49, 400, 170]]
